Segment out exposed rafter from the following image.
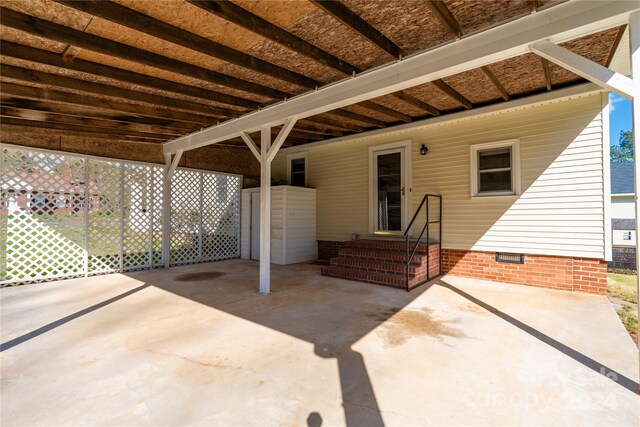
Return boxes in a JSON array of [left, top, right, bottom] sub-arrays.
[[311, 0, 405, 58], [1, 64, 236, 119], [431, 80, 473, 109], [0, 81, 217, 125], [54, 0, 317, 90], [425, 0, 462, 38], [0, 7, 287, 101], [0, 106, 180, 139], [425, 0, 509, 103], [0, 96, 196, 130], [480, 66, 510, 101], [0, 41, 259, 110], [187, 0, 357, 75], [163, 0, 638, 154], [0, 116, 169, 141], [189, 0, 439, 116]]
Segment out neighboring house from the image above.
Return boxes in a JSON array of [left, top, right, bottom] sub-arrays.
[[610, 162, 636, 270], [271, 89, 613, 294]]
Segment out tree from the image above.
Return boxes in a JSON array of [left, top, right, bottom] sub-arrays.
[[611, 130, 634, 162]]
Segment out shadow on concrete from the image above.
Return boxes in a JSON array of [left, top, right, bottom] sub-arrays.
[[0, 283, 150, 352], [3, 263, 637, 424], [437, 280, 640, 394]]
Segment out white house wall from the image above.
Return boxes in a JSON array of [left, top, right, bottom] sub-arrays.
[[273, 92, 607, 259], [612, 195, 635, 219]]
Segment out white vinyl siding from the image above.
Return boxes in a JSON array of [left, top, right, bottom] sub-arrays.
[[273, 92, 607, 259]]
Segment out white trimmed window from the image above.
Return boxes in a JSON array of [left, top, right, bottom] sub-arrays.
[[287, 152, 307, 187], [470, 139, 521, 197]]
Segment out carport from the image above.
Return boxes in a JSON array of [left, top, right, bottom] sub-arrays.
[[1, 1, 640, 423]]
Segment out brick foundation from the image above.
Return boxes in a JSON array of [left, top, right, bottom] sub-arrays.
[[441, 249, 607, 294], [318, 240, 347, 260]]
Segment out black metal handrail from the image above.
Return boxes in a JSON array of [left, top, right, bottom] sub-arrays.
[[403, 194, 442, 291]]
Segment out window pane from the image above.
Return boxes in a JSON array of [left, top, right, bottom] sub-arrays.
[[479, 147, 511, 170], [290, 158, 305, 186], [376, 152, 402, 231], [291, 158, 305, 173], [479, 170, 512, 192], [291, 172, 305, 186]]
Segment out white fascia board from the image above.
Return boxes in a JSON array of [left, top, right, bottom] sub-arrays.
[[164, 0, 639, 155], [281, 82, 602, 153]]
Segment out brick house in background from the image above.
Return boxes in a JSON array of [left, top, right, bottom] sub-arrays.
[[610, 162, 636, 270]]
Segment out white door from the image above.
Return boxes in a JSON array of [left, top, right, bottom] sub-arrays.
[[370, 146, 408, 235], [250, 191, 260, 260]]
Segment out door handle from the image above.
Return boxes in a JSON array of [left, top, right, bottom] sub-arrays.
[[401, 186, 405, 196]]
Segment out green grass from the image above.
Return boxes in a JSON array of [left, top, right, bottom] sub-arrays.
[[617, 305, 638, 342], [607, 272, 638, 343], [607, 273, 638, 304]]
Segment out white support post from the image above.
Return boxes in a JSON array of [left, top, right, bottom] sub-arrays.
[[259, 125, 272, 294], [530, 40, 637, 100], [162, 150, 182, 268], [629, 11, 640, 369]]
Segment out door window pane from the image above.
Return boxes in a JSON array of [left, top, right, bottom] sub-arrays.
[[376, 152, 402, 231]]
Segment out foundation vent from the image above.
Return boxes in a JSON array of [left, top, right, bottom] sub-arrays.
[[496, 252, 524, 264]]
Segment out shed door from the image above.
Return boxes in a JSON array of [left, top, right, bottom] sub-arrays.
[[250, 192, 261, 260]]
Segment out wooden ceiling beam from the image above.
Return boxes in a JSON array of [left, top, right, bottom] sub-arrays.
[[54, 0, 319, 90], [391, 92, 440, 116], [431, 80, 473, 109], [480, 66, 510, 101], [0, 106, 182, 139], [0, 81, 216, 125], [425, 0, 462, 38], [0, 7, 287, 100], [311, 0, 405, 58], [0, 95, 196, 131], [1, 41, 259, 110], [302, 116, 364, 132], [187, 0, 357, 75], [295, 123, 342, 137], [1, 64, 236, 119], [328, 109, 386, 127], [360, 100, 411, 122], [425, 1, 510, 104], [190, 0, 438, 118], [0, 116, 171, 141]]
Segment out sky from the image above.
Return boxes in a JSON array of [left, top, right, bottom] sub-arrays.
[[609, 92, 632, 146]]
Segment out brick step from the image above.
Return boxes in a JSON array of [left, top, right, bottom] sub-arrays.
[[321, 266, 427, 289], [344, 239, 433, 253], [338, 247, 428, 264], [330, 256, 424, 275]]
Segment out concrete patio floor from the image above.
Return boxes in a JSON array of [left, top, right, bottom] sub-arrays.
[[1, 260, 638, 426]]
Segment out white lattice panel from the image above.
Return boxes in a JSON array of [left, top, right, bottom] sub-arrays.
[[1, 148, 86, 283], [170, 169, 240, 266], [123, 163, 151, 271], [202, 173, 241, 262], [86, 159, 122, 274], [1, 146, 166, 286], [170, 169, 201, 265]]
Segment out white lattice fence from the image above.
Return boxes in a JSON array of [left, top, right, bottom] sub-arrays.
[[170, 169, 241, 266], [1, 145, 241, 285], [1, 147, 163, 284]]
